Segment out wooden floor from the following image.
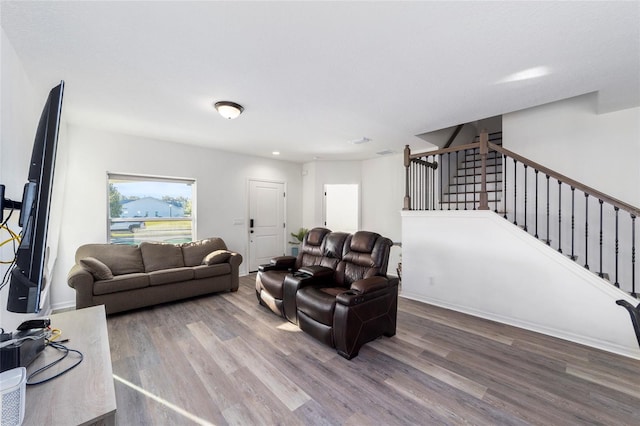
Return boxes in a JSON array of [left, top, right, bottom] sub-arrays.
[[107, 274, 640, 425]]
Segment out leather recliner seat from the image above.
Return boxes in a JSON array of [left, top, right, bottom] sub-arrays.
[[255, 227, 331, 318], [296, 231, 398, 359]]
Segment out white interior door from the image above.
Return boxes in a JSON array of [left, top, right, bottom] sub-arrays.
[[324, 184, 359, 233], [249, 180, 285, 271]]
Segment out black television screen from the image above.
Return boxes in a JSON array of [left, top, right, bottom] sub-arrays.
[[5, 81, 64, 313]]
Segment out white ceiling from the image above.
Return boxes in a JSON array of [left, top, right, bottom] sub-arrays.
[[2, 1, 639, 163]]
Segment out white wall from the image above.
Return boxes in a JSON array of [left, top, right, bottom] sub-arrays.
[[0, 28, 53, 329], [402, 210, 640, 359], [503, 93, 640, 206], [362, 153, 404, 274], [50, 125, 302, 310]]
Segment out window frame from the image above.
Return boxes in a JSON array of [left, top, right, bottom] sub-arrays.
[[107, 172, 196, 244]]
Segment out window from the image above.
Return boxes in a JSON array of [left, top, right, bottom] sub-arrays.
[[107, 173, 195, 245]]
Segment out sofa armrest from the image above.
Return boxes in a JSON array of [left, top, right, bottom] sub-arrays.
[[259, 256, 296, 272], [350, 276, 389, 294], [227, 252, 243, 291], [297, 265, 333, 278], [67, 264, 96, 309], [336, 276, 391, 306], [283, 271, 331, 324]]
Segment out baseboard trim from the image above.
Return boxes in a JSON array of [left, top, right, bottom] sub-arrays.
[[400, 291, 640, 360]]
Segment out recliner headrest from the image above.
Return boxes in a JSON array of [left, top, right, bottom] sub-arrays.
[[324, 232, 349, 258], [305, 227, 330, 246], [350, 231, 379, 253]]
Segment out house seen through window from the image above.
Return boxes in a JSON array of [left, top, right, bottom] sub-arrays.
[[108, 173, 195, 244]]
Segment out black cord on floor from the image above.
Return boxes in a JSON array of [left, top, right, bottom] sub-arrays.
[[26, 341, 84, 386]]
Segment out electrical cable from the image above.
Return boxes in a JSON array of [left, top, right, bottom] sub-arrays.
[[0, 206, 22, 290], [26, 340, 84, 386]]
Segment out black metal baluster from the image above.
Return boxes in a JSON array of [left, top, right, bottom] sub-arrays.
[[464, 149, 468, 210], [570, 187, 576, 261], [427, 156, 431, 210], [440, 154, 444, 210], [420, 163, 423, 210], [558, 180, 562, 253], [413, 163, 417, 210], [523, 165, 528, 232], [513, 159, 518, 226], [584, 193, 589, 270], [632, 214, 637, 297], [614, 207, 619, 287], [433, 156, 437, 210], [534, 169, 539, 238], [456, 151, 460, 210], [448, 153, 452, 210], [495, 151, 500, 213], [598, 199, 604, 278], [472, 149, 477, 210], [546, 175, 550, 245], [503, 154, 508, 220]]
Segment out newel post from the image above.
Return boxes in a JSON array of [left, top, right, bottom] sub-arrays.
[[478, 130, 490, 210], [403, 145, 411, 210]]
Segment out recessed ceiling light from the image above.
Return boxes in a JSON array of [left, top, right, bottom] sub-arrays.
[[272, 151, 280, 156], [498, 66, 551, 83]]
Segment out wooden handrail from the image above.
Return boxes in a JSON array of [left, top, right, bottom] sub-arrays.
[[407, 138, 640, 217], [409, 142, 480, 160], [489, 142, 640, 217]]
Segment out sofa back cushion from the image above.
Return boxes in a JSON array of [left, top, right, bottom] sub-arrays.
[[335, 231, 392, 286], [319, 232, 349, 269], [76, 244, 144, 276], [181, 237, 228, 267], [295, 227, 331, 269], [140, 241, 185, 272]]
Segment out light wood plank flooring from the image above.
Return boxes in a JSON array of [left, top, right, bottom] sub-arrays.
[[107, 274, 640, 425]]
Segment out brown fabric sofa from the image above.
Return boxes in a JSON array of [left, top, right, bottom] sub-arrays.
[[68, 237, 242, 314]]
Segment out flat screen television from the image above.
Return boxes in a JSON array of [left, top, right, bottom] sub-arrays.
[[1, 81, 64, 313]]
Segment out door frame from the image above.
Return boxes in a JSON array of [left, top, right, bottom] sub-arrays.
[[247, 178, 287, 272]]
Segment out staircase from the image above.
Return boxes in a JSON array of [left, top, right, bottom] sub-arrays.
[[441, 148, 503, 210], [403, 131, 640, 352], [441, 133, 504, 210]]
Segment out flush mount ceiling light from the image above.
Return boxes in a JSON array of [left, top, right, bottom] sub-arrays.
[[214, 101, 244, 119]]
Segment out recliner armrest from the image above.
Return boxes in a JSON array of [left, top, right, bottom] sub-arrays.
[[350, 276, 389, 294], [258, 255, 296, 272], [297, 265, 334, 278], [336, 276, 391, 306]]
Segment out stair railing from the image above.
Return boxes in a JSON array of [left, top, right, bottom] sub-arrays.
[[404, 131, 640, 299]]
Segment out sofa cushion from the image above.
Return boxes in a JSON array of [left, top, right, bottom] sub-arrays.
[[93, 273, 149, 295], [192, 263, 231, 279], [79, 257, 114, 280], [76, 244, 145, 275], [297, 286, 341, 326], [203, 250, 231, 265], [181, 238, 228, 267], [148, 267, 194, 286], [258, 270, 289, 299], [140, 241, 185, 272]]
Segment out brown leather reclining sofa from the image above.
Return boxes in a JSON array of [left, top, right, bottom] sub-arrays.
[[256, 228, 398, 359]]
